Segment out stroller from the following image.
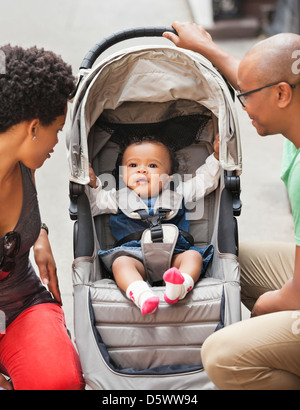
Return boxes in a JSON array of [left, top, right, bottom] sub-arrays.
[[67, 27, 242, 390]]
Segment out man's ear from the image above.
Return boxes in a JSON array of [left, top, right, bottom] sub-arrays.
[[277, 82, 293, 108]]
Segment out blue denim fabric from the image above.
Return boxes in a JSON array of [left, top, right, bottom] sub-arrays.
[[99, 199, 214, 276], [110, 199, 189, 244]]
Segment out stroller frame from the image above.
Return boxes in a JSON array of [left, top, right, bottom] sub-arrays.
[[67, 27, 242, 390]]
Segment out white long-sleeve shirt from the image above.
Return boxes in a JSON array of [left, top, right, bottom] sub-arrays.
[[87, 153, 220, 221]]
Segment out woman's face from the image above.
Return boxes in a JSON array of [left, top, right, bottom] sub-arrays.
[[121, 141, 172, 199], [23, 113, 66, 170]]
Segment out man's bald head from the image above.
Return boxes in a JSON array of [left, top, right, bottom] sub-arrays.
[[240, 33, 300, 85]]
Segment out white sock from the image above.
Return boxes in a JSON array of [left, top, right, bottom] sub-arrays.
[[179, 273, 194, 300], [163, 268, 194, 304], [126, 281, 159, 315]]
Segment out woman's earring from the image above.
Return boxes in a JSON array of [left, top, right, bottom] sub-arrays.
[[32, 135, 37, 141]]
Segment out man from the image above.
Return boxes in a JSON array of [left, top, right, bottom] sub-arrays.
[[164, 22, 300, 390]]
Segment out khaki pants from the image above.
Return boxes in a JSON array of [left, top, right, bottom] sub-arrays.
[[202, 241, 300, 390]]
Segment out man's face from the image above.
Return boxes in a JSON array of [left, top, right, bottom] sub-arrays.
[[238, 58, 278, 137]]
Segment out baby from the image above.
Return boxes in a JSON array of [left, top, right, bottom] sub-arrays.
[[88, 135, 220, 315]]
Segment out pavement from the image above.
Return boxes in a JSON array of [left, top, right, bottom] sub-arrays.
[[0, 0, 294, 334]]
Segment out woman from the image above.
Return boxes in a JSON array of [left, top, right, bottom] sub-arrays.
[[0, 44, 85, 390]]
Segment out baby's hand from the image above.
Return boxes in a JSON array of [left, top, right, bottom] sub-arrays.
[[213, 133, 220, 161], [88, 163, 98, 188]]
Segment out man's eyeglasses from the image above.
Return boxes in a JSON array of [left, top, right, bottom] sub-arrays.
[[236, 81, 296, 108], [0, 231, 21, 274]]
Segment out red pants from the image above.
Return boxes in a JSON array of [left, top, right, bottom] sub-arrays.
[[0, 303, 85, 390]]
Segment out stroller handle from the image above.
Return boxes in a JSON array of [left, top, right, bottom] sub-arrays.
[[80, 26, 177, 69]]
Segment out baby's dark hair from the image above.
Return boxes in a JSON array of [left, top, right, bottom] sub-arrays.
[[0, 44, 75, 133], [119, 136, 179, 175]]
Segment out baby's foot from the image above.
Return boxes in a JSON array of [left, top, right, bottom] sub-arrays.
[[126, 281, 160, 315], [141, 296, 160, 315], [163, 268, 184, 304]]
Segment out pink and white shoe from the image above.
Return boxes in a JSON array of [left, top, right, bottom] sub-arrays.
[[163, 268, 184, 304], [126, 281, 160, 315], [141, 296, 160, 315]]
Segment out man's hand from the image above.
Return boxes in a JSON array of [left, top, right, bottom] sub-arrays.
[[163, 21, 213, 53], [164, 21, 240, 89], [251, 290, 279, 317], [251, 277, 300, 317]]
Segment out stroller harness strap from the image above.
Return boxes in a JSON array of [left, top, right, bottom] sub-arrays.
[[115, 208, 194, 247], [137, 207, 170, 243], [124, 208, 193, 284]]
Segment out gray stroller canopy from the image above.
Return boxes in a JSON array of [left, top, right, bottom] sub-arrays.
[[66, 44, 242, 185]]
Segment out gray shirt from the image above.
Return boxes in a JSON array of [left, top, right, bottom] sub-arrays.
[[0, 163, 57, 329]]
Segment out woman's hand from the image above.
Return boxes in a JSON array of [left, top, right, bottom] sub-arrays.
[[0, 373, 13, 390], [88, 163, 98, 189], [33, 229, 62, 305], [213, 133, 220, 160]]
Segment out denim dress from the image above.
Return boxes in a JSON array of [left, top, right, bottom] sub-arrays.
[[98, 197, 214, 277]]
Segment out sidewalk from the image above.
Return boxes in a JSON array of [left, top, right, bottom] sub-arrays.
[[0, 0, 293, 334]]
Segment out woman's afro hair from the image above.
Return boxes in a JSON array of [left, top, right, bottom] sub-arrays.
[[0, 44, 75, 133]]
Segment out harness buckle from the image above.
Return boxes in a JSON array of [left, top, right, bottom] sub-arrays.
[[136, 208, 171, 243]]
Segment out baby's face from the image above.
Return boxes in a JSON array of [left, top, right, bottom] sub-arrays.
[[121, 141, 172, 198]]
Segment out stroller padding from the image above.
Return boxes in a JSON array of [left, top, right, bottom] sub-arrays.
[[90, 277, 224, 370]]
